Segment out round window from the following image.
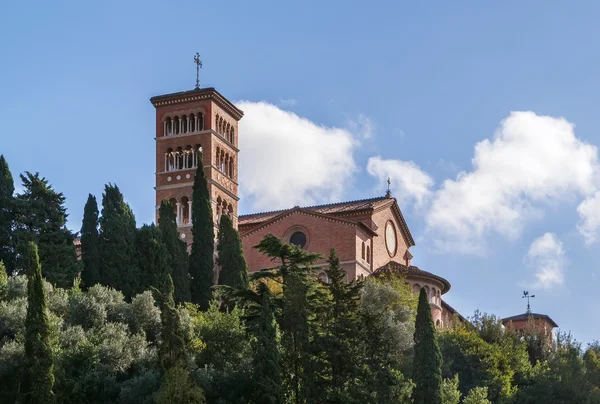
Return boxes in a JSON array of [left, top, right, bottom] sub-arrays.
[[385, 221, 397, 257], [290, 231, 307, 248]]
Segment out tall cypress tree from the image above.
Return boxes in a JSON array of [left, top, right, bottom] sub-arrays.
[[217, 214, 248, 290], [188, 166, 214, 310], [135, 224, 170, 293], [158, 200, 190, 303], [22, 241, 55, 404], [321, 248, 363, 401], [0, 155, 15, 274], [412, 288, 443, 404], [80, 194, 100, 288], [14, 172, 79, 288], [155, 275, 187, 369], [252, 282, 282, 404], [98, 184, 138, 298]]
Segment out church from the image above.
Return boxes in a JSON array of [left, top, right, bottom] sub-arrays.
[[148, 81, 555, 331]]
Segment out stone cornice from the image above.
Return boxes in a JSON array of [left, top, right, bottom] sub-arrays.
[[150, 88, 244, 121]]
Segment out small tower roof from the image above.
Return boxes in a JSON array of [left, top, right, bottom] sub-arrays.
[[501, 313, 559, 328]]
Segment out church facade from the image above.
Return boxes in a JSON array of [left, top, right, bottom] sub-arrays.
[[150, 85, 462, 327]]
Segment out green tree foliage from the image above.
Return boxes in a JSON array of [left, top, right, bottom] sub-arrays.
[[157, 200, 190, 303], [253, 234, 323, 403], [412, 288, 442, 404], [22, 242, 55, 404], [154, 366, 205, 404], [216, 214, 248, 291], [154, 275, 186, 370], [319, 248, 363, 402], [0, 155, 15, 274], [191, 301, 252, 403], [189, 167, 214, 310], [441, 375, 461, 404], [250, 283, 282, 404], [439, 326, 516, 402], [463, 387, 491, 404], [136, 225, 170, 293], [80, 194, 100, 288], [14, 172, 79, 288], [98, 184, 138, 299]]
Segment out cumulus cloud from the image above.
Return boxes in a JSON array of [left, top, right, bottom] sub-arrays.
[[577, 191, 600, 244], [525, 233, 565, 289], [236, 101, 358, 211], [346, 113, 375, 139], [367, 156, 434, 205], [425, 111, 598, 253]]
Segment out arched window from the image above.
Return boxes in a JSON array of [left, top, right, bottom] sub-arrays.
[[230, 127, 235, 144], [227, 204, 233, 218], [181, 115, 188, 134], [436, 319, 441, 327], [198, 113, 204, 131], [176, 147, 184, 170], [216, 196, 222, 218], [165, 148, 174, 172], [174, 116, 180, 134], [229, 158, 234, 179], [412, 284, 421, 295], [185, 146, 193, 169], [180, 196, 190, 225], [366, 245, 370, 263], [361, 242, 365, 260], [189, 113, 195, 132], [195, 144, 203, 167], [165, 118, 172, 136]]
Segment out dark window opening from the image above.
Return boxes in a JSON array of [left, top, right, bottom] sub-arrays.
[[290, 231, 307, 248]]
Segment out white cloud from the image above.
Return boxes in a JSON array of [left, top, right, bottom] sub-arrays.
[[346, 113, 375, 139], [236, 101, 358, 211], [525, 233, 565, 289], [367, 156, 434, 205], [425, 111, 598, 253], [577, 191, 600, 244]]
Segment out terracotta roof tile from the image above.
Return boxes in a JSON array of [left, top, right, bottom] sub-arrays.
[[501, 313, 558, 328], [239, 196, 390, 226], [372, 261, 451, 294]]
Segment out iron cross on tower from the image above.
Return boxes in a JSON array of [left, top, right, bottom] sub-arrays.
[[522, 290, 536, 314], [193, 52, 203, 89]]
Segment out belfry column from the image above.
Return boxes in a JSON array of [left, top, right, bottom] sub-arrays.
[[176, 202, 182, 225], [188, 201, 193, 223]]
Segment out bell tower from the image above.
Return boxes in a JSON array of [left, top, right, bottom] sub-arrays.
[[150, 87, 243, 243]]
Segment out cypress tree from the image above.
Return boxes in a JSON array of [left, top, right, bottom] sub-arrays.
[[321, 248, 363, 401], [158, 200, 190, 303], [80, 194, 100, 288], [188, 166, 214, 310], [155, 275, 186, 370], [217, 214, 249, 290], [252, 283, 282, 404], [0, 155, 15, 274], [98, 184, 138, 298], [22, 241, 55, 404], [412, 288, 443, 404], [14, 172, 79, 288], [136, 224, 170, 293]]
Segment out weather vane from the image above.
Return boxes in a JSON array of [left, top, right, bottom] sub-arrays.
[[193, 52, 203, 89], [385, 177, 392, 198], [522, 291, 535, 314]]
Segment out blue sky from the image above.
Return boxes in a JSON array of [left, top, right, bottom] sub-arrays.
[[2, 1, 600, 342]]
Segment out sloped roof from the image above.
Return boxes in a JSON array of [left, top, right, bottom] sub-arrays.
[[239, 206, 379, 238], [239, 196, 390, 225], [372, 261, 451, 294], [239, 196, 415, 246], [501, 313, 559, 328]]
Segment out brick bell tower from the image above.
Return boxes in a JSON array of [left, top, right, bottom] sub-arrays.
[[150, 86, 243, 244]]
